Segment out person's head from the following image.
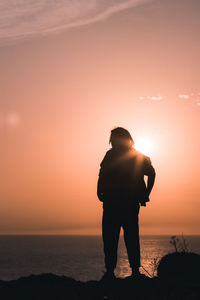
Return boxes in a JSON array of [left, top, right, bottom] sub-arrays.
[[109, 127, 134, 149]]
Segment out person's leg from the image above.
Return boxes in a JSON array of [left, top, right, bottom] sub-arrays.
[[102, 209, 121, 274], [123, 209, 140, 275]]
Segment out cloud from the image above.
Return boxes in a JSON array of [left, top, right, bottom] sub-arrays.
[[151, 96, 163, 101], [138, 95, 163, 101], [178, 94, 190, 99], [0, 0, 151, 44], [137, 93, 200, 106], [178, 92, 200, 106]]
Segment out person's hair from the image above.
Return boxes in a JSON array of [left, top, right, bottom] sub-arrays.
[[109, 127, 134, 148]]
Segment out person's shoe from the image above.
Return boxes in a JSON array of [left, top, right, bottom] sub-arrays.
[[100, 271, 116, 282], [131, 268, 141, 278]]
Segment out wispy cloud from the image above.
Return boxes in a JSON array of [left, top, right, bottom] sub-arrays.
[[178, 92, 200, 106], [0, 0, 151, 44], [137, 92, 200, 107], [138, 95, 163, 101], [178, 94, 190, 99]]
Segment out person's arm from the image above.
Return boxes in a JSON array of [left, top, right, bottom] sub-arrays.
[[97, 176, 104, 202], [146, 165, 156, 196], [97, 151, 109, 202], [141, 157, 156, 206]]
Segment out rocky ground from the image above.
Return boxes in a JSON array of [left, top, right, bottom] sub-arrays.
[[0, 272, 200, 300]]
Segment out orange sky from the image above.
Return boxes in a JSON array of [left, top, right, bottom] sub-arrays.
[[0, 0, 200, 235]]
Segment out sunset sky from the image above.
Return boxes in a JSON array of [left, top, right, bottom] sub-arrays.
[[0, 0, 200, 235]]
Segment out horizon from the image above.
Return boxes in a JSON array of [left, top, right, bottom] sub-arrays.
[[0, 234, 200, 236]]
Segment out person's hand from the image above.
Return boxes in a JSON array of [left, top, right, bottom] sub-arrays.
[[140, 195, 150, 206]]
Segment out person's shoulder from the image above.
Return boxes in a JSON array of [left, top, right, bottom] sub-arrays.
[[105, 148, 112, 155], [104, 148, 113, 159], [100, 148, 113, 166], [133, 149, 151, 163], [143, 154, 151, 162]]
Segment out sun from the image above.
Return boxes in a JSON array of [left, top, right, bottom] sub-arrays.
[[135, 137, 154, 156]]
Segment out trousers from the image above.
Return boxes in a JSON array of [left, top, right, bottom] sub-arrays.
[[102, 204, 140, 271]]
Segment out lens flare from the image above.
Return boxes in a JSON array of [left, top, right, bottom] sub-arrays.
[[135, 137, 154, 156]]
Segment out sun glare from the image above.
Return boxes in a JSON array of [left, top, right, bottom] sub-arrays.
[[135, 137, 154, 156]]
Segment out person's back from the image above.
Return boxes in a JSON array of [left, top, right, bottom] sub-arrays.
[[98, 146, 154, 210], [97, 127, 156, 280]]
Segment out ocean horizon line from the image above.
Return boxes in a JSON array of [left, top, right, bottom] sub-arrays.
[[0, 233, 199, 237]]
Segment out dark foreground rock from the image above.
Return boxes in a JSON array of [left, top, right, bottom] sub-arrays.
[[0, 272, 199, 300], [158, 252, 200, 281]]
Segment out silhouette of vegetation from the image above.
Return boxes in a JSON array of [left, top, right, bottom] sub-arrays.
[[141, 256, 161, 278], [149, 256, 161, 277], [170, 235, 190, 253], [142, 235, 191, 278]]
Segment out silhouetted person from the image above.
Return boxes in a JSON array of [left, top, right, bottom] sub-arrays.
[[97, 127, 155, 280]]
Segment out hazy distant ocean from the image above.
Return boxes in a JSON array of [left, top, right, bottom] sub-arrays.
[[0, 235, 200, 282]]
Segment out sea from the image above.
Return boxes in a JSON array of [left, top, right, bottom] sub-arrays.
[[0, 235, 200, 282]]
